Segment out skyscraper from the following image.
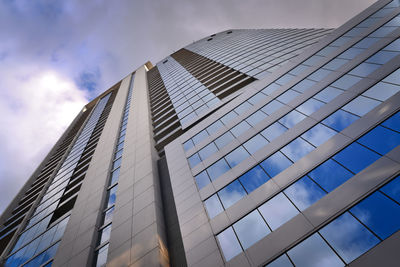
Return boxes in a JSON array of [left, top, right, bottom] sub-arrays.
[[1, 0, 400, 266]]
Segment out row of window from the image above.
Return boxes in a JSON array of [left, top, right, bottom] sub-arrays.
[[202, 78, 400, 218], [6, 93, 112, 267], [93, 74, 134, 267], [215, 111, 400, 261], [182, 0, 399, 154], [265, 174, 400, 266]]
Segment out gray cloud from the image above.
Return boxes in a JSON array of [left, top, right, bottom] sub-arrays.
[[0, 0, 375, 213]]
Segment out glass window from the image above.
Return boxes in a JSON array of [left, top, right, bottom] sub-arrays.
[[285, 175, 327, 211], [215, 132, 235, 149], [204, 195, 224, 218], [95, 244, 109, 267], [99, 224, 112, 245], [323, 58, 349, 71], [319, 212, 379, 263], [233, 210, 270, 249], [216, 227, 242, 261], [207, 159, 230, 181], [260, 151, 292, 178], [279, 110, 306, 128], [231, 121, 251, 138], [238, 165, 270, 193], [259, 193, 299, 230], [383, 68, 400, 84], [188, 153, 201, 168], [114, 149, 123, 160], [289, 64, 309, 76], [262, 100, 284, 115], [332, 75, 362, 90], [261, 122, 288, 141], [349, 63, 380, 77], [103, 206, 115, 225], [36, 226, 57, 254], [322, 109, 359, 132], [276, 74, 295, 85], [106, 185, 118, 208], [358, 125, 400, 155], [296, 98, 325, 116], [287, 233, 344, 267], [112, 157, 122, 170], [354, 37, 380, 49], [366, 51, 399, 65], [292, 79, 316, 93], [301, 124, 337, 147], [192, 130, 208, 145], [313, 86, 343, 103], [281, 138, 314, 162], [110, 167, 120, 186], [195, 170, 210, 189], [277, 90, 301, 104], [198, 143, 218, 161], [246, 110, 267, 127], [243, 134, 269, 154], [339, 47, 365, 59], [234, 102, 252, 115], [40, 242, 60, 266], [221, 111, 238, 125], [218, 180, 247, 209], [207, 120, 224, 135], [52, 216, 69, 243], [225, 146, 250, 168], [248, 92, 267, 105], [342, 96, 380, 117], [333, 143, 380, 173], [382, 111, 400, 132], [381, 176, 400, 202], [266, 254, 294, 267], [262, 83, 281, 95], [308, 159, 353, 192], [363, 82, 400, 102], [351, 191, 400, 239]]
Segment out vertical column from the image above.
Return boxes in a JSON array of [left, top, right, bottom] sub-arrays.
[[107, 65, 168, 266]]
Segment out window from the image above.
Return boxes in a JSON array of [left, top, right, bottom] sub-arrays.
[[225, 146, 250, 168], [260, 151, 292, 178], [238, 165, 270, 193], [216, 228, 242, 261], [284, 176, 326, 211], [218, 180, 247, 209], [333, 143, 380, 173], [233, 210, 270, 249]]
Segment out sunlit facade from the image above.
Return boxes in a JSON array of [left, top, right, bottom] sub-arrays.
[[1, 0, 400, 266]]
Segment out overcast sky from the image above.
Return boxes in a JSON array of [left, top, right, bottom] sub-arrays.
[[0, 0, 376, 213]]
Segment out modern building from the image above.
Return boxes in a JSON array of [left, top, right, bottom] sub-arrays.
[[1, 0, 400, 266]]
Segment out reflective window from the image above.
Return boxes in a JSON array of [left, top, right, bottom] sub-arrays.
[[366, 51, 399, 64], [218, 180, 247, 209], [221, 111, 238, 125], [107, 185, 118, 208], [183, 139, 195, 151], [287, 233, 344, 267], [188, 153, 201, 168], [302, 123, 337, 147], [235, 102, 252, 115], [262, 100, 284, 115], [198, 143, 218, 161], [260, 151, 292, 178], [233, 210, 270, 249], [308, 69, 332, 82], [333, 143, 380, 173], [259, 193, 299, 230], [322, 109, 359, 132], [277, 90, 301, 103], [207, 159, 230, 180], [314, 86, 343, 103], [279, 110, 306, 128], [308, 159, 353, 192], [319, 212, 379, 263], [350, 191, 400, 239], [296, 98, 325, 116], [216, 227, 242, 261], [231, 121, 252, 137], [381, 176, 400, 203], [239, 165, 270, 193], [358, 125, 400, 155], [243, 134, 269, 154], [363, 82, 400, 101], [195, 171, 210, 189], [225, 147, 250, 168], [207, 120, 224, 135], [324, 58, 349, 71], [266, 254, 294, 267], [261, 122, 288, 141], [284, 176, 327, 211], [110, 168, 120, 186], [95, 244, 109, 267], [281, 138, 314, 162], [342, 96, 380, 117], [192, 130, 208, 145], [262, 83, 281, 95], [246, 110, 267, 126], [331, 75, 362, 90], [292, 79, 316, 93], [112, 157, 122, 170], [204, 195, 224, 218], [215, 132, 235, 149], [349, 62, 380, 77], [103, 207, 114, 225], [382, 111, 400, 132], [99, 224, 112, 245]]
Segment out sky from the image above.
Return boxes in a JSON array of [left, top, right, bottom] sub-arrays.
[[0, 0, 376, 214]]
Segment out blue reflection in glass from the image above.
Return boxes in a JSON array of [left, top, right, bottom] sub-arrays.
[[363, 82, 400, 102], [266, 254, 294, 267], [198, 143, 218, 161], [231, 121, 252, 137], [239, 165, 270, 193], [261, 122, 288, 141], [279, 110, 306, 128], [382, 111, 400, 132], [331, 75, 362, 90], [233, 210, 270, 249], [243, 134, 269, 154], [225, 146, 249, 168], [351, 191, 400, 239], [218, 180, 247, 209], [216, 227, 242, 261], [195, 170, 210, 189], [259, 193, 299, 230], [358, 125, 400, 155], [207, 120, 224, 135], [262, 100, 284, 115], [107, 185, 118, 208], [308, 159, 353, 192], [349, 63, 380, 77], [287, 233, 344, 267], [383, 68, 400, 84], [207, 159, 230, 180], [296, 98, 325, 116], [322, 109, 359, 132], [284, 176, 327, 211], [366, 51, 399, 64], [292, 79, 316, 93], [308, 69, 332, 82], [221, 111, 238, 125], [319, 212, 379, 263], [188, 153, 201, 168], [333, 143, 380, 173], [192, 130, 208, 145], [235, 102, 252, 115], [262, 83, 281, 95], [277, 90, 301, 104], [204, 195, 224, 219], [339, 47, 365, 59], [381, 176, 400, 203], [260, 151, 292, 178], [281, 138, 314, 162], [301, 124, 337, 147], [314, 87, 343, 103], [248, 92, 267, 105], [215, 132, 235, 149], [324, 58, 349, 71], [342, 96, 380, 117], [246, 110, 267, 126]]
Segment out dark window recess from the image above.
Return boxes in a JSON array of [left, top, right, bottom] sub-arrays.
[[207, 38, 213, 41], [49, 196, 77, 225], [211, 34, 216, 37], [227, 30, 232, 34], [163, 59, 168, 64]]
